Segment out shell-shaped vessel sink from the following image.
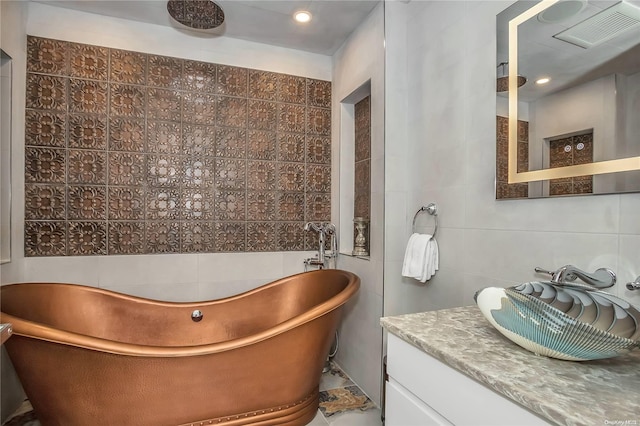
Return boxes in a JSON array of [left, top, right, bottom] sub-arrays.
[[475, 282, 640, 361]]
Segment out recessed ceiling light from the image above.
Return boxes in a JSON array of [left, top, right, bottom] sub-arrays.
[[536, 77, 551, 85], [294, 10, 312, 23]]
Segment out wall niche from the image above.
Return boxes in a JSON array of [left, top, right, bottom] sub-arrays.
[[339, 81, 371, 258]]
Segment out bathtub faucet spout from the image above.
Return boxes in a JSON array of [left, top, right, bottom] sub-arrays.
[[303, 223, 338, 270]]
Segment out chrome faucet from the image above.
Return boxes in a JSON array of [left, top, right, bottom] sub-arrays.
[[626, 276, 640, 291], [534, 265, 616, 289], [303, 222, 337, 269]]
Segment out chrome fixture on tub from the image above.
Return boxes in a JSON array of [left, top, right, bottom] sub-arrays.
[[534, 265, 616, 289], [627, 276, 640, 291], [191, 310, 203, 322], [303, 223, 338, 270], [302, 223, 340, 372]]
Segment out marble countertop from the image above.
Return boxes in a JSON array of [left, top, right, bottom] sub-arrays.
[[381, 306, 640, 426]]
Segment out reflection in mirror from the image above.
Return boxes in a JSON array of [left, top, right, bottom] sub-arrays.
[[496, 0, 640, 199], [1, 49, 11, 263]]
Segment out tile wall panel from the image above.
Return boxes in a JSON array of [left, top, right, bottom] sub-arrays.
[[496, 115, 529, 199], [354, 96, 371, 220], [24, 36, 331, 256]]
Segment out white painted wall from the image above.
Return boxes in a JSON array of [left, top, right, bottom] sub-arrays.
[[0, 1, 27, 286], [384, 0, 640, 319], [0, 1, 28, 421], [624, 72, 640, 158], [496, 96, 529, 121], [0, 55, 11, 265], [26, 2, 331, 80], [332, 3, 385, 406]]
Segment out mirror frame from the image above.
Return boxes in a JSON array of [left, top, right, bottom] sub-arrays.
[[508, 0, 640, 184]]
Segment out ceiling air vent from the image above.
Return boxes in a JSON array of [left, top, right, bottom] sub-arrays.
[[553, 1, 640, 48]]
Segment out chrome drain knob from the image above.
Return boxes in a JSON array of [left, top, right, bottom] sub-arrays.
[[191, 310, 203, 322]]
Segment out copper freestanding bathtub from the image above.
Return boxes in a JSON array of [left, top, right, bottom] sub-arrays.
[[0, 269, 359, 426]]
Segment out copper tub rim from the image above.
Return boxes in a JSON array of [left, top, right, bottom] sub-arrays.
[[0, 269, 360, 358]]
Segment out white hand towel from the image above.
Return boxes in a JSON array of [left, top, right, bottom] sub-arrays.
[[421, 238, 439, 282], [421, 238, 434, 281], [402, 233, 426, 279], [402, 233, 438, 282]]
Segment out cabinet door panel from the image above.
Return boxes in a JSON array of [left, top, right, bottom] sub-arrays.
[[386, 379, 453, 426], [386, 334, 549, 425]]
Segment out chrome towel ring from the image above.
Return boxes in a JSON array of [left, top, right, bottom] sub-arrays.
[[412, 203, 438, 237]]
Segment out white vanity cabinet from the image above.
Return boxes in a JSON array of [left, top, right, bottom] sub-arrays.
[[384, 333, 549, 426], [382, 307, 640, 425]]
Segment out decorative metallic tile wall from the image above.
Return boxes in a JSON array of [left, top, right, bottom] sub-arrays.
[[24, 36, 332, 256], [496, 116, 529, 199], [354, 96, 370, 220]]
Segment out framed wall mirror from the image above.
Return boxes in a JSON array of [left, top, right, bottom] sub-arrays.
[[496, 0, 640, 199]]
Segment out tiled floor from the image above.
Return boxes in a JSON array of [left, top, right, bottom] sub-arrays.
[[2, 362, 381, 426], [311, 361, 382, 426]]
